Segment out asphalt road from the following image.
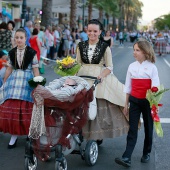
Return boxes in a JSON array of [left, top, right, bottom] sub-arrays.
[[1, 41, 170, 170]]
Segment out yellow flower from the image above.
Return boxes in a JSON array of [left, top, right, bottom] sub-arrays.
[[59, 66, 62, 69]]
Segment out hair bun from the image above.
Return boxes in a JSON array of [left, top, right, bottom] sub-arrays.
[[88, 19, 103, 30]]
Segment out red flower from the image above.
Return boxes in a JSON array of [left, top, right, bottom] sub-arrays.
[[151, 87, 158, 93]]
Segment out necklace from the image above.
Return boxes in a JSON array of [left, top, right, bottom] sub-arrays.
[[15, 47, 27, 69], [17, 45, 26, 50]]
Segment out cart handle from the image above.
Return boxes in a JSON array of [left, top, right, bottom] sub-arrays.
[[79, 76, 101, 88]]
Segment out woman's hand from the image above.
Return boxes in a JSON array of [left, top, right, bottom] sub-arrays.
[[123, 104, 129, 116], [97, 68, 111, 82], [97, 75, 103, 82]]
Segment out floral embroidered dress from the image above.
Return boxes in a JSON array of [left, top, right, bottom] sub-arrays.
[[76, 40, 129, 140], [0, 46, 39, 135]]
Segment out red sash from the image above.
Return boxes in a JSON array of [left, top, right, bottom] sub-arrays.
[[131, 79, 151, 99]]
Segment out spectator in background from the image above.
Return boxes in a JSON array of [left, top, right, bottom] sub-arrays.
[[80, 26, 88, 41], [62, 25, 70, 57], [119, 30, 124, 46], [44, 26, 54, 60], [0, 22, 12, 52], [7, 20, 16, 48], [24, 21, 33, 46], [29, 28, 41, 61], [103, 30, 114, 48], [53, 26, 61, 59]]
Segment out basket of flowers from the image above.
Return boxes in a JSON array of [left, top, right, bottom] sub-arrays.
[[54, 56, 81, 76]]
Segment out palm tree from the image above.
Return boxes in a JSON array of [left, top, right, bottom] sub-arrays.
[[87, 0, 119, 28], [41, 0, 52, 27], [124, 0, 143, 31], [70, 0, 78, 28]]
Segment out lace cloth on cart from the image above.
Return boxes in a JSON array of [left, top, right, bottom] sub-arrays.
[[29, 76, 90, 139]]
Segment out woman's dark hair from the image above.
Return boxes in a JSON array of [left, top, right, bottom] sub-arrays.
[[32, 28, 39, 35], [88, 19, 103, 30], [0, 22, 8, 29], [15, 28, 27, 37], [7, 20, 15, 29]]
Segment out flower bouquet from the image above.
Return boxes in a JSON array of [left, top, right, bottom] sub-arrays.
[[54, 56, 81, 77], [146, 85, 169, 137], [28, 76, 46, 88]]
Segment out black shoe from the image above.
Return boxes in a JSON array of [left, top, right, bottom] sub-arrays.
[[8, 139, 18, 149], [115, 157, 131, 167], [141, 153, 150, 163], [96, 139, 103, 146]]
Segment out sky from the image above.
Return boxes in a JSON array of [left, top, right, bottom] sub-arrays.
[[140, 0, 170, 25]]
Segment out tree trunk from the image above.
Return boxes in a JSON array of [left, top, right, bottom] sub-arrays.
[[112, 16, 117, 31], [88, 2, 93, 21], [70, 0, 77, 28], [58, 13, 63, 24], [98, 8, 103, 23], [41, 0, 52, 27], [106, 13, 109, 30]]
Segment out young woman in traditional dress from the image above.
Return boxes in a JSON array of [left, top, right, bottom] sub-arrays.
[[76, 19, 129, 145], [0, 28, 39, 149]]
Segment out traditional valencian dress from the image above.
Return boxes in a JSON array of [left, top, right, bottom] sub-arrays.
[[0, 46, 39, 135], [122, 60, 160, 158], [154, 35, 167, 55], [76, 40, 129, 140]]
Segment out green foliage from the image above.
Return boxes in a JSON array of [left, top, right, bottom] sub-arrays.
[[154, 14, 170, 30], [54, 64, 81, 77]]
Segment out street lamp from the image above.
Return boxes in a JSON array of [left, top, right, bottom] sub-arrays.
[[21, 0, 27, 27]]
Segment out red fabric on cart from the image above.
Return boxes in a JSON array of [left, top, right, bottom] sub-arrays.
[[32, 86, 94, 161]]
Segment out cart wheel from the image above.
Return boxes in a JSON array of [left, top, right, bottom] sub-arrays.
[[55, 157, 67, 170], [84, 140, 98, 166], [24, 154, 38, 170]]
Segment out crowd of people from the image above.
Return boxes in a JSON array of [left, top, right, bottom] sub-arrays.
[[0, 18, 166, 169]]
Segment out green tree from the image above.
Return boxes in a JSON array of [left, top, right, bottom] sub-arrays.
[[154, 14, 170, 30], [123, 0, 143, 31]]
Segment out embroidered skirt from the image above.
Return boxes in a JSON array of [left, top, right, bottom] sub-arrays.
[[0, 99, 33, 135], [82, 99, 129, 140]]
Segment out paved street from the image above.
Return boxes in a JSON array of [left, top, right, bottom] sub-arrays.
[[1, 41, 170, 170]]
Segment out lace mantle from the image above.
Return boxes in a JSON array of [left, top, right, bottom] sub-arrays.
[[78, 40, 108, 64]]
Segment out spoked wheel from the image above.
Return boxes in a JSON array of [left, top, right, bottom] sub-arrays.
[[84, 140, 98, 166], [25, 154, 38, 170], [55, 157, 67, 170]]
